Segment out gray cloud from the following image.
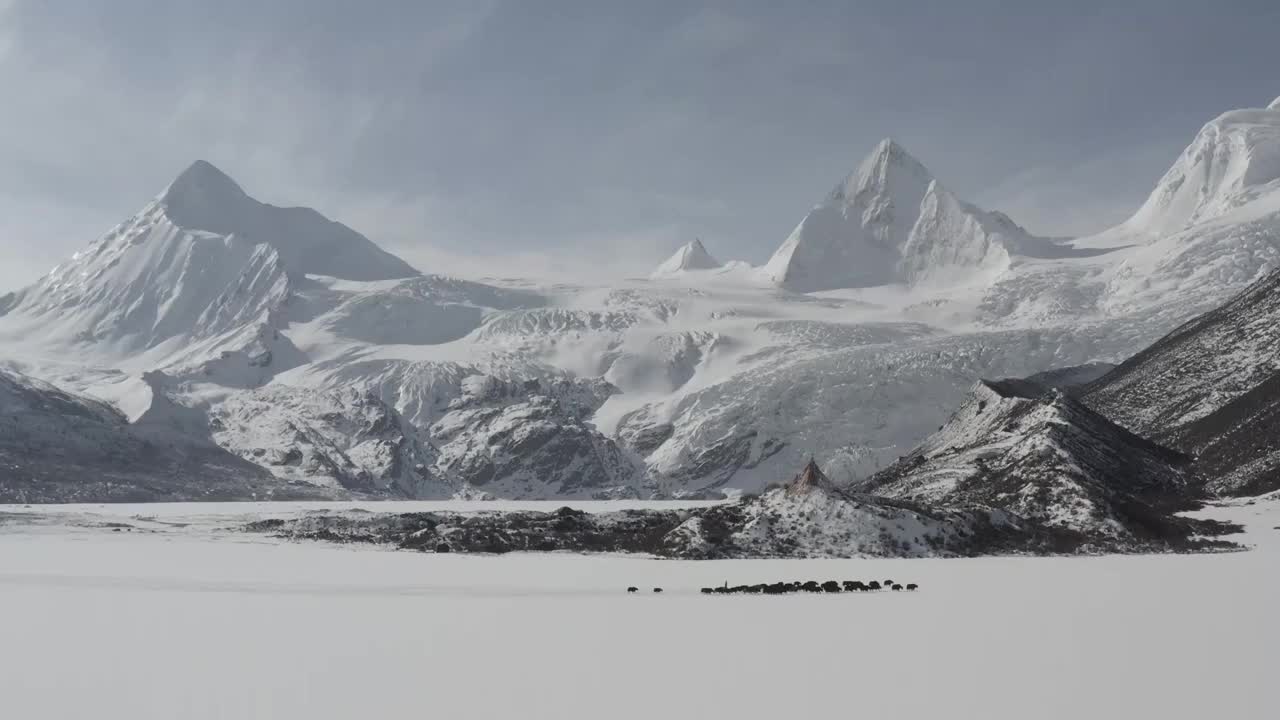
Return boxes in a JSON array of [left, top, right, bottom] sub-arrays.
[[1, 0, 1278, 291]]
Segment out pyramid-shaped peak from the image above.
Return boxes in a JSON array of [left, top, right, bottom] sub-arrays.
[[163, 160, 248, 205], [149, 159, 419, 281], [787, 458, 833, 494], [828, 136, 934, 206], [872, 137, 912, 159], [865, 137, 930, 174], [651, 238, 722, 277]]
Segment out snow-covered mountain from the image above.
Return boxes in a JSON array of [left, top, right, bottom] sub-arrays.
[[1123, 104, 1280, 236], [0, 160, 413, 383], [3, 95, 1280, 502], [159, 160, 418, 282], [650, 239, 722, 278], [759, 139, 1090, 292], [856, 380, 1199, 546]]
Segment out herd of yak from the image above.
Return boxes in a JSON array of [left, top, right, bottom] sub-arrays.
[[626, 580, 920, 595]]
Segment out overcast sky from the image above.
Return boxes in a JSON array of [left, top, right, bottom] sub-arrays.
[[1, 0, 1278, 291]]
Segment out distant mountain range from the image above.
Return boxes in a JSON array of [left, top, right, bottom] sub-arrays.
[[3, 94, 1280, 513]]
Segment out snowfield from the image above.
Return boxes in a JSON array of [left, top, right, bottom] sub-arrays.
[[1, 497, 1276, 719]]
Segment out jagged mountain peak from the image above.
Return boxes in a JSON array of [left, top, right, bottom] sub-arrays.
[[829, 136, 934, 206], [1268, 95, 1280, 111], [764, 135, 1041, 292], [0, 158, 419, 363], [650, 238, 722, 277]]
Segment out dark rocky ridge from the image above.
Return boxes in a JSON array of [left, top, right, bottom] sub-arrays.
[[245, 459, 1239, 558], [1083, 267, 1280, 495], [853, 379, 1217, 550]]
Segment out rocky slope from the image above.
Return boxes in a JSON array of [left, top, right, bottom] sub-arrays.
[[243, 460, 1040, 558], [856, 380, 1205, 548], [1083, 266, 1280, 495], [245, 459, 1236, 558], [0, 367, 319, 502]]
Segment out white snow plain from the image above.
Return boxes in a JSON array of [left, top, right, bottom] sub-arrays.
[[1, 497, 1277, 720]]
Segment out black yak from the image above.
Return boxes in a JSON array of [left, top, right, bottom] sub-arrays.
[[700, 588, 713, 594], [627, 586, 638, 593], [891, 584, 903, 591], [867, 581, 881, 590], [653, 587, 663, 593], [906, 583, 918, 591], [821, 581, 841, 593]]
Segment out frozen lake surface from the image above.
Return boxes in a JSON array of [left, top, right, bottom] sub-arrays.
[[2, 497, 1277, 719]]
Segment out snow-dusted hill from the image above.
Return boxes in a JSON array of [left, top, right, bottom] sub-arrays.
[[1083, 266, 1280, 495], [3, 96, 1280, 501], [857, 380, 1200, 547], [668, 460, 1037, 558]]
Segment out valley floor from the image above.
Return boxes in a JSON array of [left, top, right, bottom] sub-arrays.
[[1, 497, 1277, 719]]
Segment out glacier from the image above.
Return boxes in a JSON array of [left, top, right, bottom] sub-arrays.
[[3, 96, 1280, 499]]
